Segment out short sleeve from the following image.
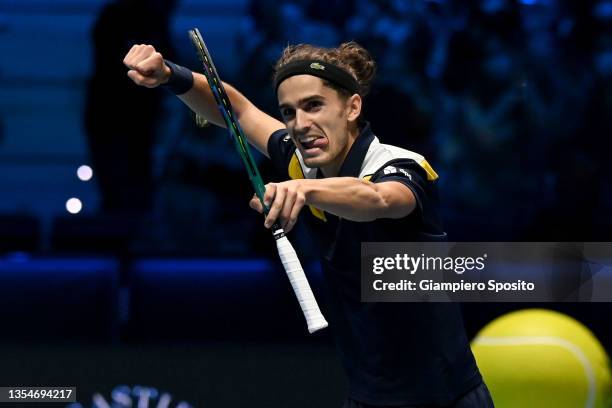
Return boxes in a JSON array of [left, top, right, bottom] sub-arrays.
[[369, 158, 442, 230], [267, 128, 296, 178]]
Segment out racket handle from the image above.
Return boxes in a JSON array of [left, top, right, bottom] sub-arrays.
[[275, 235, 328, 333]]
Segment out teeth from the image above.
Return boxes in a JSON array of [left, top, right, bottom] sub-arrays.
[[300, 137, 317, 143]]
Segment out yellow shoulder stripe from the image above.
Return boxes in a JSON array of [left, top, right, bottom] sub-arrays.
[[287, 153, 326, 222], [419, 159, 439, 181], [288, 153, 304, 180]]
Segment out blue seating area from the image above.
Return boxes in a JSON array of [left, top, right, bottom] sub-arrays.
[[0, 256, 119, 341], [129, 258, 309, 340], [0, 255, 326, 342]]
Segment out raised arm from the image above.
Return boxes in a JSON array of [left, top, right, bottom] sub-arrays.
[[123, 44, 284, 157]]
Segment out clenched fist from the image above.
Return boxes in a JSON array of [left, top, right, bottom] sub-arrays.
[[123, 44, 171, 88]]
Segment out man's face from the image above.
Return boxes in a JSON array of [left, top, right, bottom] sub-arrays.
[[277, 75, 356, 174]]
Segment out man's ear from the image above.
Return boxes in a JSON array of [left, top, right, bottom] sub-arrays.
[[346, 94, 362, 123]]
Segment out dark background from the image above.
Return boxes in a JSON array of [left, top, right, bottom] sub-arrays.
[[0, 0, 611, 406]]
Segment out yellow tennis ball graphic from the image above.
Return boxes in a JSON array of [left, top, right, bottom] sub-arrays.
[[471, 309, 612, 408]]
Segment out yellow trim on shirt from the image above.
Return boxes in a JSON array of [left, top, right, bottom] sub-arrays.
[[288, 153, 327, 221], [419, 159, 439, 181]]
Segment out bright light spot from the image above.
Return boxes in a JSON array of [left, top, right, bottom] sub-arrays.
[[77, 165, 93, 181], [66, 198, 82, 214]]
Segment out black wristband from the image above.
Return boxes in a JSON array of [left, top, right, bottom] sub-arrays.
[[162, 60, 194, 95]]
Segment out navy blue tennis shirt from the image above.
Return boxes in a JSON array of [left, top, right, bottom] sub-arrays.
[[267, 123, 483, 406]]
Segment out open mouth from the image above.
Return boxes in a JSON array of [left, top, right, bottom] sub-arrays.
[[299, 136, 324, 150]]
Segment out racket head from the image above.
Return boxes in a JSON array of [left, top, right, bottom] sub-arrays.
[[188, 28, 268, 202], [188, 28, 237, 133]]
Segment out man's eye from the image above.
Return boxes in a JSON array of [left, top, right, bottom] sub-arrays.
[[305, 101, 322, 110], [281, 108, 295, 118]]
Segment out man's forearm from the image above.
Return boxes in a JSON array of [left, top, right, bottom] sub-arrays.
[[302, 177, 415, 222], [172, 68, 282, 156], [176, 72, 245, 129]]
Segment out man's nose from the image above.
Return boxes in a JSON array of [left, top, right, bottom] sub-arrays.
[[294, 109, 311, 132]]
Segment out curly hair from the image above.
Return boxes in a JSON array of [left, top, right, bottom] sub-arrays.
[[273, 41, 377, 98]]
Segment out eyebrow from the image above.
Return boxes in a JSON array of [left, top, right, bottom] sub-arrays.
[[278, 94, 325, 110]]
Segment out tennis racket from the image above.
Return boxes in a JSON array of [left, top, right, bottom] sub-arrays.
[[188, 28, 328, 334]]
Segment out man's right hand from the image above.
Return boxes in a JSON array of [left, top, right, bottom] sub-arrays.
[[123, 44, 171, 88]]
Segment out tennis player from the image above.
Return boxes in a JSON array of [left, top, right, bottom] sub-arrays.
[[124, 42, 494, 407]]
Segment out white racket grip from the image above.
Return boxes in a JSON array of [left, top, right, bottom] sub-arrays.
[[275, 236, 328, 333]]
